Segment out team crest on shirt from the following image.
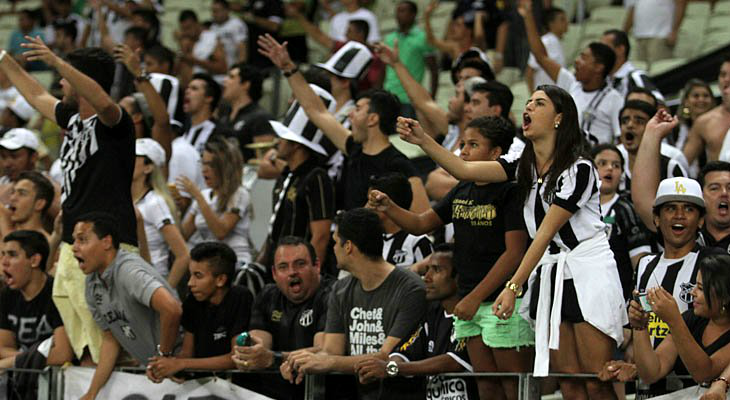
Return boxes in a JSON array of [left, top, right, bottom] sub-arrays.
[[286, 186, 297, 203], [121, 325, 136, 340], [392, 250, 408, 264], [271, 310, 282, 322], [299, 309, 313, 327], [234, 120, 246, 131], [679, 282, 695, 304]]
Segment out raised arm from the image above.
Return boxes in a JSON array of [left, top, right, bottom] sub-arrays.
[[258, 34, 351, 154], [373, 41, 449, 136], [22, 35, 121, 126], [0, 47, 58, 123], [424, 1, 459, 58], [285, 5, 334, 50], [631, 110, 678, 231], [518, 0, 561, 83], [367, 189, 443, 235], [397, 117, 509, 182]]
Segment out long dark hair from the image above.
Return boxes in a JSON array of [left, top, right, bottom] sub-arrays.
[[516, 85, 590, 202], [698, 250, 730, 314]]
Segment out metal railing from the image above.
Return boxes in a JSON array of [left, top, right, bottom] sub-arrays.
[[1, 366, 701, 400]]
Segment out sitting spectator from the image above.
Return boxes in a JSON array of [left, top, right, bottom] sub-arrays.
[[0, 129, 40, 206], [132, 139, 190, 288], [216, 63, 275, 162], [210, 0, 248, 67], [520, 0, 622, 145], [329, 0, 380, 44], [0, 231, 72, 399], [591, 144, 651, 301], [8, 10, 45, 71], [601, 29, 663, 101], [0, 171, 55, 244], [147, 242, 253, 379], [180, 73, 220, 154], [233, 236, 335, 399], [74, 212, 182, 398], [179, 136, 253, 264], [629, 252, 730, 388], [176, 10, 227, 85], [355, 244, 480, 399], [526, 7, 567, 92], [367, 173, 432, 272], [283, 208, 426, 398]]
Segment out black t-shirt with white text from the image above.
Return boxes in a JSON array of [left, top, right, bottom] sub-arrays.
[[433, 181, 525, 298], [0, 277, 62, 350], [55, 102, 137, 245], [340, 136, 419, 211], [181, 285, 253, 358]]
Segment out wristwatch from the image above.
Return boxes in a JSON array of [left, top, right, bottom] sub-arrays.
[[135, 68, 151, 82], [385, 360, 399, 377], [156, 344, 173, 357], [272, 351, 283, 367], [283, 65, 299, 77]]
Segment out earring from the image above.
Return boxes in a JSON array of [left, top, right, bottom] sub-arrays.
[[554, 123, 560, 129]]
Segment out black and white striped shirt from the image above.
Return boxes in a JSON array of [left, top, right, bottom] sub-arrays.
[[182, 120, 217, 154], [498, 155, 605, 253], [382, 230, 433, 269], [636, 249, 700, 315], [149, 73, 181, 125]]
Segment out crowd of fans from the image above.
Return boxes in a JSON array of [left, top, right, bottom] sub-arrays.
[[0, 0, 728, 399]]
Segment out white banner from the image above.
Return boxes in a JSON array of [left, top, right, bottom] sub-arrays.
[[650, 385, 715, 399], [63, 366, 274, 399]]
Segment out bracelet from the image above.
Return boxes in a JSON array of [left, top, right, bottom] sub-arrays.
[[0, 50, 7, 63], [272, 351, 283, 367], [135, 68, 151, 82], [505, 280, 523, 297], [156, 344, 173, 357], [283, 66, 299, 77], [712, 376, 730, 393]]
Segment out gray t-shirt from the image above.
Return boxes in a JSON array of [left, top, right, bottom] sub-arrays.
[[85, 249, 177, 364], [326, 267, 426, 356]]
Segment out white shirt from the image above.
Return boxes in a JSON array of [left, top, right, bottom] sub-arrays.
[[609, 61, 664, 100], [193, 30, 221, 79], [557, 68, 623, 145], [189, 187, 252, 263], [628, 0, 675, 39], [329, 8, 381, 43], [0, 86, 20, 113], [211, 17, 248, 69], [137, 190, 175, 277], [168, 137, 205, 198], [183, 120, 217, 154], [527, 32, 565, 88]]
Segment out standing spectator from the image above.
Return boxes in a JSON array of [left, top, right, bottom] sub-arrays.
[[277, 0, 315, 64], [146, 242, 253, 379], [683, 57, 730, 164], [398, 85, 628, 398], [42, 0, 86, 48], [674, 79, 714, 154], [368, 117, 533, 399], [601, 29, 663, 101], [240, 0, 284, 69], [0, 41, 139, 367], [8, 10, 45, 71], [283, 208, 426, 398], [259, 35, 430, 213], [263, 121, 334, 267], [210, 0, 248, 67], [181, 73, 220, 154], [355, 244, 481, 399], [73, 212, 182, 398], [179, 136, 253, 264], [591, 144, 651, 301], [233, 236, 336, 399], [216, 63, 275, 162], [176, 10, 228, 85], [0, 171, 55, 243], [368, 173, 432, 272], [520, 1, 622, 145], [132, 138, 190, 288], [0, 231, 72, 399], [383, 1, 439, 119], [51, 22, 77, 59], [525, 7, 567, 92], [329, 0, 380, 44], [624, 0, 686, 65]]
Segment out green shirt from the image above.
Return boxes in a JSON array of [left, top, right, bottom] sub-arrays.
[[383, 26, 435, 104]]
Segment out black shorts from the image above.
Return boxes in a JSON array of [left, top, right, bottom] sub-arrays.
[[529, 265, 585, 323]]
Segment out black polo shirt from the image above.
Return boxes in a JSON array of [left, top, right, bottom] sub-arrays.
[[216, 102, 275, 161]]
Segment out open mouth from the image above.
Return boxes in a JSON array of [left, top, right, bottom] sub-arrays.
[[671, 223, 687, 235], [289, 277, 302, 293], [602, 174, 613, 183], [3, 270, 13, 286], [719, 201, 728, 211], [624, 132, 635, 142], [522, 113, 532, 130]]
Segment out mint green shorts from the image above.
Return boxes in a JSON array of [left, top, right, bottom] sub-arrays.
[[454, 299, 535, 348]]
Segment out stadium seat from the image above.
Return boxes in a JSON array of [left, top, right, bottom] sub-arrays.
[[581, 22, 615, 41], [686, 1, 711, 18], [706, 15, 730, 33], [496, 67, 522, 87], [648, 58, 686, 75], [714, 1, 730, 14], [510, 82, 529, 125], [561, 24, 584, 63], [631, 60, 648, 72], [674, 20, 705, 59], [701, 31, 730, 52], [588, 6, 625, 23], [586, 0, 613, 12]]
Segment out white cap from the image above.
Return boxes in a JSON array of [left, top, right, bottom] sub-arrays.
[[654, 177, 704, 209], [7, 96, 35, 122], [281, 84, 337, 157], [315, 41, 372, 80], [464, 76, 487, 97], [0, 128, 39, 151], [135, 138, 166, 168], [270, 120, 327, 156]]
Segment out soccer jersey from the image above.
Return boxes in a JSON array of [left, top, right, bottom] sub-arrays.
[[182, 119, 217, 154], [382, 230, 433, 270], [136, 190, 175, 277]]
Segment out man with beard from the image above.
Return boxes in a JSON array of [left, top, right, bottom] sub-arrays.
[[0, 39, 138, 371], [683, 56, 730, 164]]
